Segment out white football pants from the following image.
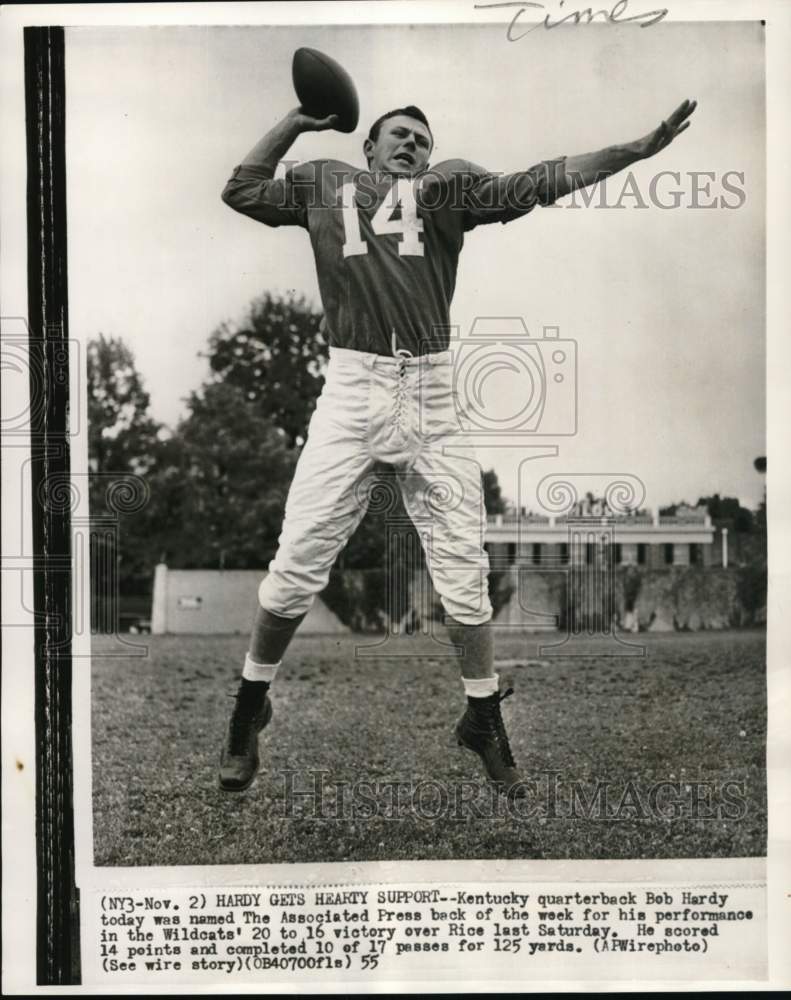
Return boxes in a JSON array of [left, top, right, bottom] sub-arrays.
[[258, 346, 493, 626]]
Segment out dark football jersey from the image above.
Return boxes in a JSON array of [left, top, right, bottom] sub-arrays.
[[222, 156, 565, 356]]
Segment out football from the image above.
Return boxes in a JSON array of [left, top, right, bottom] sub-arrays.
[[292, 47, 359, 133]]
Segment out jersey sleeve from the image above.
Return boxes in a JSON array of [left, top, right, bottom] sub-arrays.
[[436, 157, 567, 231], [221, 160, 319, 229]]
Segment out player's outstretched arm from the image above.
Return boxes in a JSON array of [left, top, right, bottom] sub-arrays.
[[221, 107, 338, 226], [458, 101, 696, 228], [556, 98, 697, 199]]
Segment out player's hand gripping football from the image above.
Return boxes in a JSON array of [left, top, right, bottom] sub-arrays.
[[631, 98, 697, 160], [287, 106, 340, 132]]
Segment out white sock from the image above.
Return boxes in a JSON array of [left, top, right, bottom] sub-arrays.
[[462, 673, 499, 699], [242, 653, 281, 684]]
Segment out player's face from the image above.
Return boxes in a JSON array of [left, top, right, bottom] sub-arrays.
[[365, 115, 433, 176]]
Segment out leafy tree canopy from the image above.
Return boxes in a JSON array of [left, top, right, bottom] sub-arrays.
[[205, 292, 327, 448], [87, 333, 163, 477], [660, 494, 757, 532], [164, 381, 297, 569]]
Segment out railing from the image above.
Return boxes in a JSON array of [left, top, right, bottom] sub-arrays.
[[487, 511, 712, 528], [659, 514, 710, 525]]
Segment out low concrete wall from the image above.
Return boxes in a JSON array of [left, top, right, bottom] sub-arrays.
[[151, 566, 348, 635], [150, 564, 765, 635], [495, 569, 565, 630]]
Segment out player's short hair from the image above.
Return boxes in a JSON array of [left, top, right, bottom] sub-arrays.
[[367, 106, 432, 145]]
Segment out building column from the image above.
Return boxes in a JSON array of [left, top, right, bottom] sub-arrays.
[[620, 542, 638, 566], [517, 541, 533, 565], [151, 563, 169, 634]]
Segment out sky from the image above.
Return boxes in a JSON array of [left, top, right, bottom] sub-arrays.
[[65, 20, 766, 510]]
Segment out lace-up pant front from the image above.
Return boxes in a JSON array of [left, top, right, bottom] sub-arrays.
[[257, 346, 493, 626]]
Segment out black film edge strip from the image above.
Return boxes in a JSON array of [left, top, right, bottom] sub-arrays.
[[24, 24, 81, 985]]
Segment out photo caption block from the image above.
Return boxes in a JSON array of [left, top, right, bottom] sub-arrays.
[[82, 879, 766, 985]]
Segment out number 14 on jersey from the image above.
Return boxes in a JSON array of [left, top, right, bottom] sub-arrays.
[[341, 178, 425, 258]]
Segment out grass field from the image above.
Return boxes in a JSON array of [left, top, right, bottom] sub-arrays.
[[91, 628, 766, 866]]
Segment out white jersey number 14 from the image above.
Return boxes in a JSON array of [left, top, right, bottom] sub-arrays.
[[341, 178, 425, 258]]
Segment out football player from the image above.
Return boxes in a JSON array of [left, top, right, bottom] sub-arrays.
[[218, 98, 696, 795]]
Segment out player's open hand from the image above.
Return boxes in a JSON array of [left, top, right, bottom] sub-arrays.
[[288, 107, 341, 133], [632, 99, 697, 160]]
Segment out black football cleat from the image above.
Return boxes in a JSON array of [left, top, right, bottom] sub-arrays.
[[455, 687, 527, 798], [218, 686, 273, 792]]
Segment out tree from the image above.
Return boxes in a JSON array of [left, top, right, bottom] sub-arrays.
[[482, 469, 507, 515], [162, 382, 299, 569], [754, 456, 766, 530], [87, 334, 162, 478], [697, 494, 754, 532], [87, 335, 168, 625], [680, 492, 765, 572], [205, 292, 327, 448], [662, 495, 756, 529]]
